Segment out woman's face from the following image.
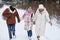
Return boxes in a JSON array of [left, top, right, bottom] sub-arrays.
[[39, 9, 44, 12]]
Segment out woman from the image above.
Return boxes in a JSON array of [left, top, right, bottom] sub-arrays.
[[33, 4, 52, 40]]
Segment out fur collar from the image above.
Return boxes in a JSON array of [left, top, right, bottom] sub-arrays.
[[8, 8, 16, 13]]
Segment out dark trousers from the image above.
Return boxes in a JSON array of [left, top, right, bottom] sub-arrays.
[[7, 24, 15, 39], [27, 30, 32, 37]]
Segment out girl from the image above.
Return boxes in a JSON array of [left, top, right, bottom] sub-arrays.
[[23, 7, 33, 40]]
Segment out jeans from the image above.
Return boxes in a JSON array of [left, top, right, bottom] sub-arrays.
[[27, 30, 32, 37], [7, 24, 15, 39]]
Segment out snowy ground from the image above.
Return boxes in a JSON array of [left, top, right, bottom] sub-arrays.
[[0, 5, 60, 40]]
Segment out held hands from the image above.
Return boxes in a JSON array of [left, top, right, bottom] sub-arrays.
[[18, 20, 20, 23], [18, 17, 24, 23], [49, 21, 52, 26], [33, 21, 35, 24]]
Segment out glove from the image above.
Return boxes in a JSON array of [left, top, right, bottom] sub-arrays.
[[49, 21, 52, 26], [18, 20, 20, 23], [33, 21, 35, 24]]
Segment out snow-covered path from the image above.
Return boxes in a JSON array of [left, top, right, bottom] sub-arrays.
[[0, 5, 60, 40]]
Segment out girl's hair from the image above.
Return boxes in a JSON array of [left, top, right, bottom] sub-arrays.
[[9, 6, 15, 11]]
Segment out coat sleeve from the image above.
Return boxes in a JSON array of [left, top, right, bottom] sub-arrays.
[[33, 12, 38, 22], [45, 11, 50, 22], [15, 10, 20, 22], [33, 8, 40, 22], [2, 8, 9, 20], [2, 8, 9, 17], [23, 12, 26, 19]]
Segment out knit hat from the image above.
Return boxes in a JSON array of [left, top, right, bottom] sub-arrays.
[[11, 2, 17, 6], [38, 4, 45, 9]]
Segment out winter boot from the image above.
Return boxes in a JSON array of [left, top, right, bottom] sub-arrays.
[[37, 36, 40, 40]]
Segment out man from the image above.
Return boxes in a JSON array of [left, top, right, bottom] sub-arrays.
[[2, 5, 20, 40], [33, 4, 52, 40]]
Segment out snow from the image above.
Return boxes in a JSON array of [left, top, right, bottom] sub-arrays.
[[0, 5, 60, 40]]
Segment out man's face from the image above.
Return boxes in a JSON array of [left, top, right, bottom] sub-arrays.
[[39, 9, 44, 12], [12, 5, 16, 8]]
